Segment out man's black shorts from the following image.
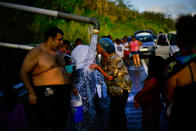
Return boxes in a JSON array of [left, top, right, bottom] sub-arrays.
[[34, 84, 71, 128]]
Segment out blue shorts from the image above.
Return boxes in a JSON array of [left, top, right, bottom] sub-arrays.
[[132, 51, 139, 54]]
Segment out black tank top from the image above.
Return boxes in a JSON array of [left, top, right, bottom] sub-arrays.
[[173, 63, 196, 106], [170, 62, 196, 130]]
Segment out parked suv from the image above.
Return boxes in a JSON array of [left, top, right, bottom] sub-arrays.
[[134, 30, 156, 56]]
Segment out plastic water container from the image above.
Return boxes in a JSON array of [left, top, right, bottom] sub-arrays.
[[70, 94, 83, 123]]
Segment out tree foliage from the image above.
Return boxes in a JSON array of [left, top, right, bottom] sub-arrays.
[[0, 0, 175, 45]]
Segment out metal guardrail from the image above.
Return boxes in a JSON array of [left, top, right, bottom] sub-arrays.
[[0, 42, 33, 50]]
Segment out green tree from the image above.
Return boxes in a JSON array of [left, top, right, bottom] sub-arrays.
[[0, 0, 175, 44]]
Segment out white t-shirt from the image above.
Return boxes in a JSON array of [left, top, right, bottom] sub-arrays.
[[123, 42, 129, 51], [114, 43, 125, 58], [71, 45, 89, 70]]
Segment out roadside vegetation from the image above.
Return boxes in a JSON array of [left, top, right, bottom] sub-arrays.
[[0, 0, 175, 46]]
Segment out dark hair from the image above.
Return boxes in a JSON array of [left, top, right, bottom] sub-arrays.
[[107, 35, 112, 40], [63, 40, 70, 45], [64, 55, 71, 65], [115, 38, 121, 44], [44, 27, 64, 42], [101, 36, 108, 38], [176, 15, 196, 49], [123, 36, 128, 40], [75, 38, 82, 45], [148, 55, 165, 80]]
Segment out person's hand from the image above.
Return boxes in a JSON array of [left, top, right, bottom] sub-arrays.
[[134, 92, 142, 109], [134, 99, 140, 109], [89, 64, 98, 69], [166, 103, 173, 119], [108, 76, 113, 80], [72, 87, 79, 95], [29, 93, 37, 104]]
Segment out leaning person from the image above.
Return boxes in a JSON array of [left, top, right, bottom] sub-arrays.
[[90, 38, 132, 131]]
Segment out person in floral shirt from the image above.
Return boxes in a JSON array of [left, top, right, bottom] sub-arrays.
[[90, 38, 132, 131]]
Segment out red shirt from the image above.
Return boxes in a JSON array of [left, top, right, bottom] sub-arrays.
[[130, 40, 139, 52], [135, 77, 162, 109]]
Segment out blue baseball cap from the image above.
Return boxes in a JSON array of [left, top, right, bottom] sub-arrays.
[[99, 38, 115, 54]]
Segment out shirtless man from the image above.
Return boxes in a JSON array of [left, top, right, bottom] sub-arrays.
[[20, 27, 77, 130]]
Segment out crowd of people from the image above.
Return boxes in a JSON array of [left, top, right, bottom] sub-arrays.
[[0, 14, 195, 131]]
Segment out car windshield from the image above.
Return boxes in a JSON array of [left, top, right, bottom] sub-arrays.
[[127, 37, 132, 42], [136, 35, 153, 42]]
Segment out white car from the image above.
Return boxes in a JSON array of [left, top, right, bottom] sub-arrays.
[[134, 30, 156, 56], [167, 32, 180, 56], [155, 34, 170, 59]]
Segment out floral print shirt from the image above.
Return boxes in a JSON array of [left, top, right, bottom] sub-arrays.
[[101, 53, 132, 96]]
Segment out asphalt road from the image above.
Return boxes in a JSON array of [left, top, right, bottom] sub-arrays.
[[0, 57, 169, 131], [126, 59, 168, 131], [65, 58, 169, 131]]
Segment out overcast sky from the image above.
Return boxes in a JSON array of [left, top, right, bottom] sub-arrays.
[[127, 0, 196, 19]]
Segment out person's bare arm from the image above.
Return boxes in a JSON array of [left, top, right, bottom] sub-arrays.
[[89, 64, 113, 80], [138, 40, 143, 47], [20, 48, 40, 104], [59, 53, 79, 95], [166, 75, 177, 104]]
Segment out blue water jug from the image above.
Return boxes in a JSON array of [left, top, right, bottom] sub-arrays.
[[71, 94, 83, 123]]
